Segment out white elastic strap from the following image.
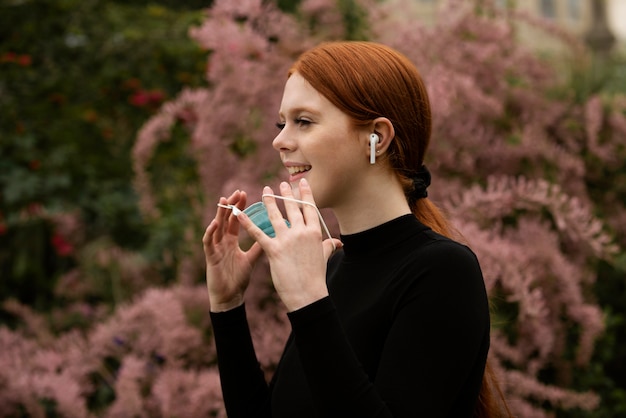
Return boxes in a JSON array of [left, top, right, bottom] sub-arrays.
[[262, 194, 336, 251], [217, 203, 241, 216]]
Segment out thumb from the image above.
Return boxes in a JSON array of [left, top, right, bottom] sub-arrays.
[[322, 238, 343, 261], [237, 211, 270, 247]]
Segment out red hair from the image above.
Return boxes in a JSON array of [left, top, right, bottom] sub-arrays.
[[290, 41, 512, 418]]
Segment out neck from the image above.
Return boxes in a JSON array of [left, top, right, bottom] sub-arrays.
[[332, 172, 411, 235]]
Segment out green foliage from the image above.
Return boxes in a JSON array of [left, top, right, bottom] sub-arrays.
[[0, 0, 207, 309], [540, 47, 626, 415], [337, 0, 369, 40], [278, 0, 369, 40]]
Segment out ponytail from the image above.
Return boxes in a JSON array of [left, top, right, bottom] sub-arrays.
[[473, 361, 513, 418], [411, 198, 454, 238]]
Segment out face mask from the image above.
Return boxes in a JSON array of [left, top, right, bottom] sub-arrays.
[[217, 194, 335, 250]]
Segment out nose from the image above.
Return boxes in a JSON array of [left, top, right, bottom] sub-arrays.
[[272, 128, 294, 153]]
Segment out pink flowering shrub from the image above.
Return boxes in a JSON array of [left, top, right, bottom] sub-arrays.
[[376, 2, 624, 415], [0, 286, 224, 418], [2, 0, 625, 416]]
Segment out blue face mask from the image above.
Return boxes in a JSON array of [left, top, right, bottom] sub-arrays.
[[239, 201, 288, 238], [217, 194, 335, 250]]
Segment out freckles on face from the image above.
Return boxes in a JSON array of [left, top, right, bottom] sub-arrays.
[[275, 74, 364, 208]]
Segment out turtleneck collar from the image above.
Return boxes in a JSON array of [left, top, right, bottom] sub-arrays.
[[339, 214, 428, 261]]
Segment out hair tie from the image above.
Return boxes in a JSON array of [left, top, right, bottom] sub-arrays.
[[411, 165, 431, 199]]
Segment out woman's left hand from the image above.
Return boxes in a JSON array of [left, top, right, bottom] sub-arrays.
[[237, 179, 341, 311]]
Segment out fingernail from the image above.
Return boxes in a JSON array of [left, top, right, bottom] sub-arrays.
[[280, 181, 289, 189], [300, 178, 309, 186]]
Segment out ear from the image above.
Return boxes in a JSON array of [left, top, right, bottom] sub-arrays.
[[364, 117, 395, 160]]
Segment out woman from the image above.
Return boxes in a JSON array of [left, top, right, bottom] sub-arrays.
[[203, 41, 510, 417]]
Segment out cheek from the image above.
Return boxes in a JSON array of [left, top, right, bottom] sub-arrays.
[[308, 165, 351, 208], [305, 130, 360, 203]]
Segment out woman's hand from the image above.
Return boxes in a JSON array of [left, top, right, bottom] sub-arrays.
[[203, 190, 263, 312], [237, 179, 342, 312]]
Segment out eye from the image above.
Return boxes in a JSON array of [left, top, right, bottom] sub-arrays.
[[275, 118, 312, 130]]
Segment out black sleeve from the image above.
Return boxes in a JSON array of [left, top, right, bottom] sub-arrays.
[[288, 243, 490, 417], [210, 304, 271, 418], [288, 297, 393, 417]]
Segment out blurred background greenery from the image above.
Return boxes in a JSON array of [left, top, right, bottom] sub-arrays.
[[1, 0, 211, 311]]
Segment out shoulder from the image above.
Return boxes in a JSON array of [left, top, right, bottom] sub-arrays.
[[395, 230, 486, 297], [411, 229, 480, 271]]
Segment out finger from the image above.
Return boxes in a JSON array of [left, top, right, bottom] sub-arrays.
[[226, 190, 247, 236], [216, 193, 236, 226], [322, 238, 343, 260], [298, 178, 320, 226], [202, 219, 219, 258], [214, 196, 232, 243], [279, 182, 304, 227], [217, 190, 239, 219], [262, 186, 290, 235]]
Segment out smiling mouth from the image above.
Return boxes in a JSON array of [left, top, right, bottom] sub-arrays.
[[287, 165, 311, 175]]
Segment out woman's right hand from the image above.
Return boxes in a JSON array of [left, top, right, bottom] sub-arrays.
[[202, 190, 263, 312]]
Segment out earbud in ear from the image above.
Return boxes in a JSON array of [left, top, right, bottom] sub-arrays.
[[369, 133, 380, 164]]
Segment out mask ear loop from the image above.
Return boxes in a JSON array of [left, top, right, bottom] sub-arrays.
[[217, 197, 336, 251], [217, 203, 242, 216], [262, 194, 336, 251]]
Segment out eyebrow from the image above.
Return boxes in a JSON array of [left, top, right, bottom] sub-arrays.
[[278, 106, 321, 120]]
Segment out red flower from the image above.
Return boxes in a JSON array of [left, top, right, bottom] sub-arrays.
[[129, 91, 150, 107], [1, 53, 32, 66], [51, 233, 73, 257], [129, 89, 165, 108], [17, 55, 32, 67]]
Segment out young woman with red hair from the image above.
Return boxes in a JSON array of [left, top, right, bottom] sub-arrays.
[[203, 41, 511, 417]]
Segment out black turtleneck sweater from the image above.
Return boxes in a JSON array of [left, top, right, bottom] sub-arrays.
[[210, 215, 490, 417]]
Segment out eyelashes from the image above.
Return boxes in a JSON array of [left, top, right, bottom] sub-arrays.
[[275, 119, 311, 130]]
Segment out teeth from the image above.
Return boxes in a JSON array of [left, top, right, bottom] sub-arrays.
[[287, 165, 311, 174]]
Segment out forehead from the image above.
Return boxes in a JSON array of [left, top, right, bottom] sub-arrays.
[[279, 73, 328, 115]]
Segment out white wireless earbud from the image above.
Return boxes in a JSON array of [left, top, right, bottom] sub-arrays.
[[369, 133, 380, 164]]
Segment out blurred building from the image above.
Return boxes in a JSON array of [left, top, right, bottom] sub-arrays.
[[393, 0, 625, 53]]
